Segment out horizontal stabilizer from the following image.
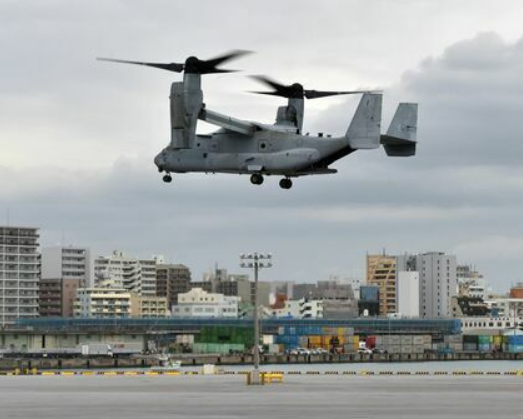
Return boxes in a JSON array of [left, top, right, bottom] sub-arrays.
[[381, 103, 418, 157]]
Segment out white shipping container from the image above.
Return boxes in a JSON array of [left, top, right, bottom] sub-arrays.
[[80, 343, 112, 356], [388, 336, 401, 345], [413, 336, 425, 345], [401, 336, 413, 345], [412, 345, 425, 354], [262, 335, 275, 345]]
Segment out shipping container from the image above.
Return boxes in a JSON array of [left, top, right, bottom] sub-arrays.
[[400, 335, 413, 345], [192, 343, 245, 354], [366, 336, 376, 349]]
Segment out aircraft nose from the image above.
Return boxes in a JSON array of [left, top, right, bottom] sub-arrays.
[[154, 153, 165, 170]]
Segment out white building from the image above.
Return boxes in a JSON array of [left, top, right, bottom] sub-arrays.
[[461, 316, 523, 333], [485, 298, 523, 319], [396, 252, 457, 318], [270, 299, 323, 319], [40, 246, 92, 317], [74, 287, 131, 318], [171, 288, 239, 318], [94, 251, 157, 296], [0, 226, 40, 325], [396, 271, 420, 318]]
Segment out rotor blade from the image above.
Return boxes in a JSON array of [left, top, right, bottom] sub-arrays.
[[249, 91, 286, 97], [250, 75, 288, 92], [204, 50, 253, 68], [304, 89, 382, 99], [96, 57, 184, 73]]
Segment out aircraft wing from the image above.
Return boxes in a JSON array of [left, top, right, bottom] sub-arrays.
[[199, 108, 258, 136], [199, 108, 298, 136]]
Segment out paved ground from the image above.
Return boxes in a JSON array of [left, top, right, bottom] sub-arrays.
[[1, 375, 522, 418]]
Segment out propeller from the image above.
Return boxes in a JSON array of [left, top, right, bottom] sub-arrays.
[[250, 75, 381, 99], [97, 50, 252, 75]]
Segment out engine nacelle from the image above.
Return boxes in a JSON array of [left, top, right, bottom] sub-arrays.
[[169, 76, 203, 149]]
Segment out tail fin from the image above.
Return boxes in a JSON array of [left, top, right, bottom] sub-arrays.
[[381, 103, 418, 157], [346, 93, 382, 149]]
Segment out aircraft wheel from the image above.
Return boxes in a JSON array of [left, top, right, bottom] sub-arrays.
[[162, 174, 173, 183], [279, 178, 293, 189], [250, 174, 264, 185]]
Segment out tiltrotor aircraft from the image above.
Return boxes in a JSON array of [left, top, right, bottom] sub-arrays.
[[98, 51, 417, 189]]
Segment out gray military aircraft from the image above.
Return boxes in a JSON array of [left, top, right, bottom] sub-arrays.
[[98, 51, 417, 189]]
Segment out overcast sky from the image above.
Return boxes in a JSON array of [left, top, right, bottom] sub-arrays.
[[2, 0, 523, 292]]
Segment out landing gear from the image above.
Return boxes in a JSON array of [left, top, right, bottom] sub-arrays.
[[162, 174, 172, 183], [250, 174, 264, 185], [279, 178, 293, 189]]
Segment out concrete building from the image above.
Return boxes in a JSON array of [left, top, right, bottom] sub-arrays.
[[359, 285, 380, 317], [485, 297, 523, 319], [396, 252, 457, 318], [288, 281, 358, 319], [0, 226, 40, 325], [94, 251, 157, 296], [366, 254, 397, 315], [129, 294, 169, 318], [269, 298, 323, 319], [171, 288, 239, 318], [461, 316, 523, 334], [156, 263, 192, 307], [509, 284, 523, 299], [396, 271, 420, 318], [39, 246, 92, 318], [451, 296, 490, 318], [74, 288, 131, 318], [457, 264, 489, 299]]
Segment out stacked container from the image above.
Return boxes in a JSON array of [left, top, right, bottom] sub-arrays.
[[463, 335, 478, 352], [477, 335, 492, 352], [504, 335, 523, 353]]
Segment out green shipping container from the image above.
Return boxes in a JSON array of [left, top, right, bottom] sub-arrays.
[[192, 343, 245, 354]]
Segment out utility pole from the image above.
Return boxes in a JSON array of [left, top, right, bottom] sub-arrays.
[[240, 252, 272, 385]]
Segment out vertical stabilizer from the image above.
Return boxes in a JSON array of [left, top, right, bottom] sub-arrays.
[[346, 93, 382, 149], [381, 103, 418, 157]]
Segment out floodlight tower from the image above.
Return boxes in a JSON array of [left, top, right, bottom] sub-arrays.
[[240, 252, 272, 384]]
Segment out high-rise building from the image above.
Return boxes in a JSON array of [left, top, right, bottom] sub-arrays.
[[155, 263, 192, 307], [396, 252, 457, 318], [366, 254, 397, 315], [396, 271, 420, 318], [94, 251, 157, 296], [39, 246, 92, 317], [0, 226, 40, 325]]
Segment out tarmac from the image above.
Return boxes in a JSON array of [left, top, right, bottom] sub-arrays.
[[1, 375, 522, 419]]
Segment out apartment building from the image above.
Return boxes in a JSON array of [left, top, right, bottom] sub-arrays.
[[94, 251, 157, 296], [74, 287, 131, 318], [129, 294, 169, 318], [0, 226, 40, 325], [366, 254, 397, 315], [171, 288, 239, 318], [396, 252, 457, 318], [156, 263, 192, 307], [39, 246, 92, 317]]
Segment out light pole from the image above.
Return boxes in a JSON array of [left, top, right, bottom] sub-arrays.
[[240, 252, 272, 385]]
